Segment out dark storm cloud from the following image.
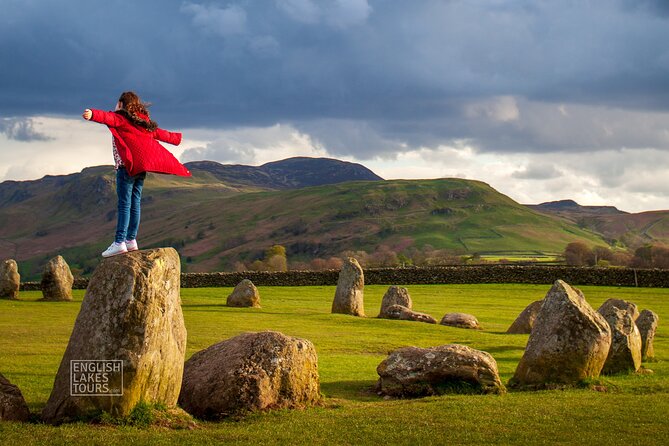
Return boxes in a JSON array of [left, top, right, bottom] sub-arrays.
[[2, 0, 669, 156], [0, 118, 53, 142]]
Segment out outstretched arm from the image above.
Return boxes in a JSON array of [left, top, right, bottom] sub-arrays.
[[152, 127, 182, 146], [82, 109, 125, 127]]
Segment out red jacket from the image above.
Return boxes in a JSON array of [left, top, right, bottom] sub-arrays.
[[90, 109, 191, 177]]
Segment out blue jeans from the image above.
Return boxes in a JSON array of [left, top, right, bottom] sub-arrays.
[[115, 167, 146, 243]]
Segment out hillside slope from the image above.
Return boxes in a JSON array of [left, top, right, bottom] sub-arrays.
[[1, 162, 608, 279], [528, 199, 669, 248], [168, 178, 606, 272]]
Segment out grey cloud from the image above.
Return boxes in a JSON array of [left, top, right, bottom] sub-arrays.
[[296, 119, 406, 159], [181, 143, 256, 165], [512, 163, 562, 180], [0, 118, 53, 142], [181, 2, 247, 36], [275, 0, 321, 24], [275, 0, 372, 28], [2, 0, 669, 159]]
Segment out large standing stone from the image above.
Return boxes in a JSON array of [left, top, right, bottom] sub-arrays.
[[510, 280, 612, 388], [439, 312, 481, 330], [506, 300, 543, 334], [226, 279, 261, 308], [383, 304, 437, 324], [598, 305, 642, 374], [0, 373, 30, 422], [378, 286, 412, 318], [598, 298, 639, 321], [0, 259, 20, 300], [41, 248, 187, 424], [179, 331, 321, 420], [331, 257, 364, 316], [376, 344, 505, 397], [40, 255, 74, 301], [635, 309, 659, 361]]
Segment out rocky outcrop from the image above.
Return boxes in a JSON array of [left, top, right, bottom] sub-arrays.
[[378, 286, 412, 318], [383, 304, 437, 324], [376, 344, 505, 397], [226, 279, 261, 308], [510, 280, 612, 388], [179, 331, 321, 420], [506, 300, 543, 334], [439, 313, 481, 330], [331, 257, 365, 316], [597, 298, 639, 321], [0, 259, 20, 300], [41, 248, 187, 424], [40, 255, 74, 301], [635, 309, 659, 361], [0, 373, 30, 422], [598, 305, 642, 374]]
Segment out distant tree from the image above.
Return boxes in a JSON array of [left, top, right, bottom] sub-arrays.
[[324, 257, 343, 270], [369, 245, 399, 267], [632, 244, 669, 269], [397, 253, 413, 267], [266, 254, 288, 271], [249, 259, 265, 271], [309, 258, 328, 270], [631, 245, 654, 268], [592, 246, 614, 264], [610, 251, 633, 267], [564, 242, 594, 266], [654, 246, 669, 269], [340, 250, 370, 267], [257, 244, 288, 271], [265, 244, 287, 259]]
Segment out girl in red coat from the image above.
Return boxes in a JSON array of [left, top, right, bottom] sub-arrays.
[[83, 91, 191, 257]]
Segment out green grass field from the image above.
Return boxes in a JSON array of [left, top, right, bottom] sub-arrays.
[[1, 284, 667, 445]]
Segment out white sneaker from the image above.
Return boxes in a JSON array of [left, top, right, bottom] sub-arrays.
[[102, 241, 128, 258], [125, 239, 138, 252]]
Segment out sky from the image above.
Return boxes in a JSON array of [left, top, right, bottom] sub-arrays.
[[1, 0, 669, 212]]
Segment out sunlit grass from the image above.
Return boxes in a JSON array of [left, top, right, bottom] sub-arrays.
[[0, 284, 667, 445]]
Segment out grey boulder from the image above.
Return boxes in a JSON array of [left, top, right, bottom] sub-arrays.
[[376, 344, 505, 397]]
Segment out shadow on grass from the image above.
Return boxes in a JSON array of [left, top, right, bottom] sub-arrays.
[[321, 380, 379, 401], [483, 345, 526, 354]]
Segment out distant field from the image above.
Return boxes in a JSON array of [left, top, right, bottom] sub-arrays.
[[0, 284, 667, 445], [477, 251, 561, 263]]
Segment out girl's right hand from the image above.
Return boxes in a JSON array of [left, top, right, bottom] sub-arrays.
[[82, 109, 92, 120]]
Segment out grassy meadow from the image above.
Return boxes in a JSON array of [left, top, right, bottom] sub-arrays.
[[0, 283, 667, 445]]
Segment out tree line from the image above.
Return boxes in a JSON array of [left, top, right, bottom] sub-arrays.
[[231, 241, 669, 272], [564, 242, 669, 269]]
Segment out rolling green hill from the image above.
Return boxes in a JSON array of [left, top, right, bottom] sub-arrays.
[[0, 159, 609, 280]]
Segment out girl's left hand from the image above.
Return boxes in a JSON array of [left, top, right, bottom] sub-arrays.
[[82, 109, 92, 120]]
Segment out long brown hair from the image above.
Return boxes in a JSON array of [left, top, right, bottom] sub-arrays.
[[117, 91, 158, 131]]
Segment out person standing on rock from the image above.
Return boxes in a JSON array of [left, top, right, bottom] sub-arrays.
[[83, 91, 191, 257]]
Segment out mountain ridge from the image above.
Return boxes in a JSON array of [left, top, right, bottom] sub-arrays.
[[528, 199, 627, 216], [183, 156, 383, 190]]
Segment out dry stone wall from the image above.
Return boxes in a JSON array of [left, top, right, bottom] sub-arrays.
[[19, 265, 669, 289]]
